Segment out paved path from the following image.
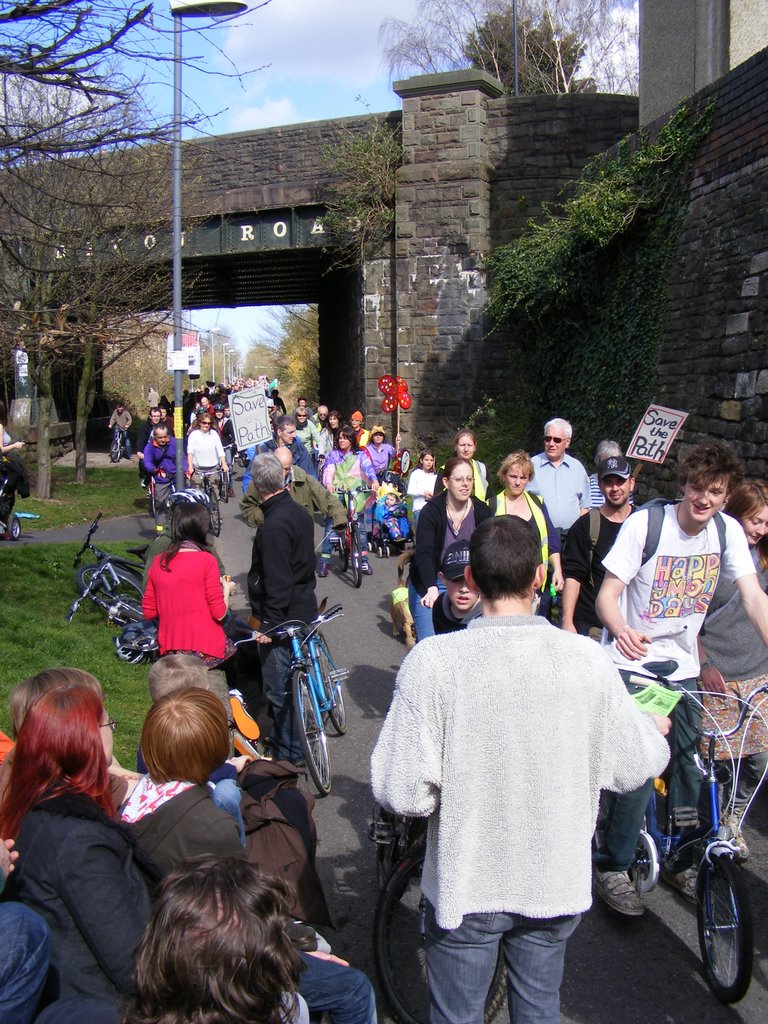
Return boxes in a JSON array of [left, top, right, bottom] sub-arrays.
[[14, 460, 768, 1023]]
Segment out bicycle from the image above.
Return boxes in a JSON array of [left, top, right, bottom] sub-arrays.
[[334, 487, 371, 588], [625, 667, 768, 1003], [191, 469, 222, 536], [147, 473, 175, 521], [68, 513, 146, 625], [237, 603, 348, 796], [369, 807, 505, 1024], [109, 425, 127, 463]]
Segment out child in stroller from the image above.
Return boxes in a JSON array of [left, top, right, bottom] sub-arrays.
[[0, 452, 30, 540], [372, 482, 413, 557]]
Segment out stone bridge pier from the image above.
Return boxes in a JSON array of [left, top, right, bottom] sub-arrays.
[[360, 71, 638, 447]]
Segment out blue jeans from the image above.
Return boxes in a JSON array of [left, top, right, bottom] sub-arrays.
[[0, 903, 51, 1024], [424, 902, 580, 1024], [35, 997, 118, 1024], [408, 578, 446, 643], [259, 640, 304, 763], [211, 778, 246, 846], [595, 673, 701, 872], [298, 952, 376, 1024]]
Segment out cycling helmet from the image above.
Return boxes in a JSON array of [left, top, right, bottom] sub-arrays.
[[113, 620, 159, 664], [168, 487, 212, 510], [213, 403, 225, 412]]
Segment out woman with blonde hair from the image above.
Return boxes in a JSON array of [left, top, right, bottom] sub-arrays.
[[489, 451, 563, 595]]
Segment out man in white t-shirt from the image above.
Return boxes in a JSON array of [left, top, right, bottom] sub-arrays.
[[594, 440, 768, 915]]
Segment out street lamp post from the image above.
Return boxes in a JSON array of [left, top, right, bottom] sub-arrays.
[[170, 0, 247, 489]]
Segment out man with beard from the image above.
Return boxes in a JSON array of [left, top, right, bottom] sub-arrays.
[[561, 456, 634, 638]]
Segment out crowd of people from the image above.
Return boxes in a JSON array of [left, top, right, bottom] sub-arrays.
[[5, 382, 768, 1023]]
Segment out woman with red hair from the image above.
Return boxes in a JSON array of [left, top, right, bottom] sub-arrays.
[[0, 686, 160, 1006]]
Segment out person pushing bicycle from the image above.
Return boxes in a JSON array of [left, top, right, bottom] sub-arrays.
[[143, 425, 176, 531], [594, 440, 768, 915]]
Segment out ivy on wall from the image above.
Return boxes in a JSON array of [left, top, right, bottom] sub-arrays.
[[487, 100, 715, 461], [320, 115, 402, 268]]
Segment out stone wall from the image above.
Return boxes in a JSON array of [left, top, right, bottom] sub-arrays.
[[486, 93, 639, 247], [637, 46, 768, 495], [368, 72, 638, 445], [187, 114, 399, 215]]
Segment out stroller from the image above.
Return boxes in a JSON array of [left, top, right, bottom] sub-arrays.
[[0, 453, 30, 541], [371, 482, 414, 558]]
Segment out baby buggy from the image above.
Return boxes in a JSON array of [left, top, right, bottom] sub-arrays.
[[371, 483, 414, 558], [0, 453, 29, 541]]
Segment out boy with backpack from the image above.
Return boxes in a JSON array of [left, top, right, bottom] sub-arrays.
[[594, 440, 768, 915]]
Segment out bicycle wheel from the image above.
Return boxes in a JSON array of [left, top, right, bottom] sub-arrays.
[[374, 844, 506, 1024], [349, 521, 363, 588], [220, 473, 229, 504], [629, 829, 659, 894], [292, 667, 331, 795], [109, 436, 121, 463], [339, 526, 350, 573], [315, 634, 347, 735], [209, 494, 221, 537], [76, 563, 143, 603], [696, 855, 753, 1003]]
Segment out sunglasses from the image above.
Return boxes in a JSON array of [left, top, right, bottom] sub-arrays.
[[544, 435, 564, 444]]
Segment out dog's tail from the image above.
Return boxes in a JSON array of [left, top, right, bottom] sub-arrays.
[[397, 550, 414, 588]]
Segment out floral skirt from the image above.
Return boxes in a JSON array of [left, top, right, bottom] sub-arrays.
[[165, 638, 235, 668], [700, 672, 768, 760]]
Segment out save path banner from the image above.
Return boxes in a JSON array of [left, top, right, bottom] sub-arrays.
[[627, 404, 688, 464]]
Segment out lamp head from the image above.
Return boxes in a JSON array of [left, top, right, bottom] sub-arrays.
[[170, 0, 247, 15]]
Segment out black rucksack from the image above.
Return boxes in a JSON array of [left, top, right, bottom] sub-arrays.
[[639, 499, 728, 565]]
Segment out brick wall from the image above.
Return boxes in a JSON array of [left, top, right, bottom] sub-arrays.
[[638, 46, 768, 494]]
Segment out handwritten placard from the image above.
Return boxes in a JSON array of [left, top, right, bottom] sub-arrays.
[[627, 404, 688, 464], [229, 387, 272, 449]]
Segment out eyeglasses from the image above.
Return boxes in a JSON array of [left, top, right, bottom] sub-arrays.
[[100, 718, 117, 733], [198, 420, 211, 426], [544, 436, 564, 444]]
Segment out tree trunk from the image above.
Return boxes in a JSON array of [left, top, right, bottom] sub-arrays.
[[74, 338, 97, 484], [34, 357, 53, 499]]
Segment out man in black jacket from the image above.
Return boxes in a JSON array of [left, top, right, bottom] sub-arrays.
[[247, 453, 318, 763]]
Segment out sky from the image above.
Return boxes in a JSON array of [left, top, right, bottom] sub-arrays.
[[161, 0, 421, 352]]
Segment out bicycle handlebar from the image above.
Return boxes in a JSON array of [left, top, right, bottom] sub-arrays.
[[73, 512, 104, 567], [232, 604, 345, 646], [626, 668, 768, 741]]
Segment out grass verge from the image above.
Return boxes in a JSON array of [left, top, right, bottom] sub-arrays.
[[12, 464, 147, 530], [0, 541, 150, 765]]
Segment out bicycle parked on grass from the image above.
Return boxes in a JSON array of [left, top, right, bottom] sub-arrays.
[[369, 807, 505, 1024], [68, 512, 146, 625], [626, 667, 768, 1004]]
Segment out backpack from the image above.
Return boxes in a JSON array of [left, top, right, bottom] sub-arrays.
[[639, 499, 727, 565]]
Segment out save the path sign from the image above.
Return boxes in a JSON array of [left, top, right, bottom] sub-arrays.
[[627, 404, 688, 464], [229, 387, 272, 450]]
